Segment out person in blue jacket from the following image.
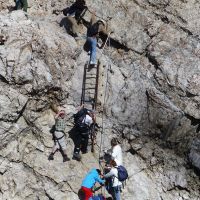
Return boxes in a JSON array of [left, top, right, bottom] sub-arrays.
[[80, 168, 105, 200]]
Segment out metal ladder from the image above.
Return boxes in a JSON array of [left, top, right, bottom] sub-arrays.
[[81, 60, 100, 110], [80, 60, 100, 152]]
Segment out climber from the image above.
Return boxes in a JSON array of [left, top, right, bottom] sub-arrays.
[[62, 0, 88, 37], [86, 12, 108, 65], [72, 104, 96, 160], [102, 138, 122, 200], [15, 0, 28, 12], [104, 137, 123, 166], [72, 104, 96, 161], [104, 160, 122, 200], [63, 0, 87, 20], [80, 168, 105, 200], [0, 35, 7, 45], [48, 109, 70, 162]]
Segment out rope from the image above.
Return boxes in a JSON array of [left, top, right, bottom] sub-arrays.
[[97, 35, 112, 197], [98, 33, 112, 168]]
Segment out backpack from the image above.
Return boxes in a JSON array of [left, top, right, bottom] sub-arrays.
[[74, 108, 90, 133], [117, 165, 128, 182]]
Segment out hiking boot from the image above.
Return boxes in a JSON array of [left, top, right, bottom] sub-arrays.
[[72, 153, 81, 161], [63, 155, 70, 162], [48, 153, 54, 161]]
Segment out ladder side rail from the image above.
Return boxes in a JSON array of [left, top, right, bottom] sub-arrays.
[[93, 60, 100, 110], [81, 62, 88, 105]]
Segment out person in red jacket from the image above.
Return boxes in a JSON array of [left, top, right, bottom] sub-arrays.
[[79, 168, 105, 200]]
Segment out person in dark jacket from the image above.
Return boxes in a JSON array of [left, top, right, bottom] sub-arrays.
[[80, 168, 105, 200], [87, 13, 108, 65], [65, 0, 87, 19], [72, 105, 96, 161], [63, 0, 87, 37]]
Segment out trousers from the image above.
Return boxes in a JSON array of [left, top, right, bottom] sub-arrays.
[[110, 186, 121, 200], [87, 37, 97, 64], [81, 186, 93, 200], [73, 131, 89, 154]]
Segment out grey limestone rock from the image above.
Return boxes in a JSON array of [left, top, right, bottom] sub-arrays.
[[0, 0, 200, 200]]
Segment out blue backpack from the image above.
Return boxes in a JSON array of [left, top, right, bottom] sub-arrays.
[[117, 165, 128, 182], [89, 194, 105, 200]]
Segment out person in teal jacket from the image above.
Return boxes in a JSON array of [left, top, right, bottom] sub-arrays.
[[80, 169, 105, 200]]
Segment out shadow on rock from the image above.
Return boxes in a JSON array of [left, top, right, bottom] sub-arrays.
[[60, 17, 77, 37]]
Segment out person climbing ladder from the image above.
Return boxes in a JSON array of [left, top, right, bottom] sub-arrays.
[[86, 12, 109, 65]]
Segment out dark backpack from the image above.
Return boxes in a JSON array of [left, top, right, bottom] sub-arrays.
[[74, 108, 90, 133], [117, 165, 128, 182]]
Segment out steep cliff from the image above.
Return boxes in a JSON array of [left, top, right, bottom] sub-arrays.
[[0, 0, 199, 200]]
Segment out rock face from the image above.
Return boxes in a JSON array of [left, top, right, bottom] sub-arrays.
[[0, 0, 200, 200]]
